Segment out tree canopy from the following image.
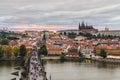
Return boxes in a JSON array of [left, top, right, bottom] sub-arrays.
[[6, 46, 12, 58], [68, 32, 77, 39], [13, 46, 19, 57], [0, 45, 4, 58], [38, 45, 48, 56], [19, 45, 27, 58], [78, 51, 84, 58], [1, 39, 9, 45], [60, 53, 66, 61], [100, 49, 107, 58]]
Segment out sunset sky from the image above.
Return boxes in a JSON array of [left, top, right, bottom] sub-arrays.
[[0, 0, 120, 30]]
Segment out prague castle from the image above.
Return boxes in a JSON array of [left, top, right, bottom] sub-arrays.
[[79, 22, 93, 30], [58, 22, 98, 35], [78, 22, 98, 33]]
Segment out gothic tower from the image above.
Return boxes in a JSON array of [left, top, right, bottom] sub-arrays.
[[81, 21, 85, 29], [42, 31, 46, 45], [79, 23, 81, 30]]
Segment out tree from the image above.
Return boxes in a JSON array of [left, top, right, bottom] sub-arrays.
[[13, 46, 19, 57], [1, 38, 9, 45], [64, 32, 67, 35], [0, 45, 4, 58], [22, 34, 26, 37], [38, 49, 42, 56], [19, 45, 27, 58], [100, 49, 107, 58], [97, 33, 101, 39], [79, 32, 84, 36], [60, 33, 62, 35], [78, 51, 83, 58], [38, 45, 48, 56], [60, 53, 66, 61], [68, 32, 77, 39], [86, 33, 92, 37], [6, 46, 12, 58]]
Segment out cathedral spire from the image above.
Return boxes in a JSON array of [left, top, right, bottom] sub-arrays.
[[42, 31, 46, 44], [86, 22, 87, 27], [79, 23, 81, 30], [81, 21, 85, 29]]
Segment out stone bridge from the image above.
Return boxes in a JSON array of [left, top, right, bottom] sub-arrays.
[[11, 50, 48, 80], [28, 51, 47, 80]]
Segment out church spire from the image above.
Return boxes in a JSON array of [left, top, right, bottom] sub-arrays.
[[86, 22, 87, 27], [79, 23, 81, 30], [42, 31, 46, 44], [81, 21, 85, 29]]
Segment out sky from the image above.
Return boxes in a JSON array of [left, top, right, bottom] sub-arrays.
[[0, 0, 120, 30]]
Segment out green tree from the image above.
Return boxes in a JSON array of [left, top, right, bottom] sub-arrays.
[[97, 33, 101, 38], [38, 49, 42, 56], [19, 45, 27, 58], [79, 32, 84, 36], [60, 53, 66, 61], [0, 45, 4, 58], [6, 46, 12, 58], [100, 49, 107, 58], [13, 46, 19, 57], [86, 33, 92, 37], [78, 51, 83, 58], [68, 32, 77, 39], [64, 32, 67, 35], [1, 39, 9, 45], [38, 45, 48, 56]]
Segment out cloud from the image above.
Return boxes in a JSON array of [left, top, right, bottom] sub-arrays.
[[0, 0, 120, 30]]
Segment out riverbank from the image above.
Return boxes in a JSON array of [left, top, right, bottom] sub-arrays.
[[41, 56, 60, 60], [41, 56, 120, 64], [91, 58, 120, 64], [0, 57, 24, 61], [1, 56, 120, 65]]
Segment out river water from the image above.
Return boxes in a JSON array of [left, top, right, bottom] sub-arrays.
[[0, 61, 21, 80], [0, 60, 120, 80]]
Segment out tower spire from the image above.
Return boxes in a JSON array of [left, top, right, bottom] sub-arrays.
[[81, 21, 85, 29], [86, 22, 87, 27], [79, 23, 81, 30]]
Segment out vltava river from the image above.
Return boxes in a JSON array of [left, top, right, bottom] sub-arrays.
[[0, 61, 21, 80], [0, 61, 120, 80], [45, 61, 120, 80]]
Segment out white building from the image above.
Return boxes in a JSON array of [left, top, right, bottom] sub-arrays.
[[97, 28, 120, 36]]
